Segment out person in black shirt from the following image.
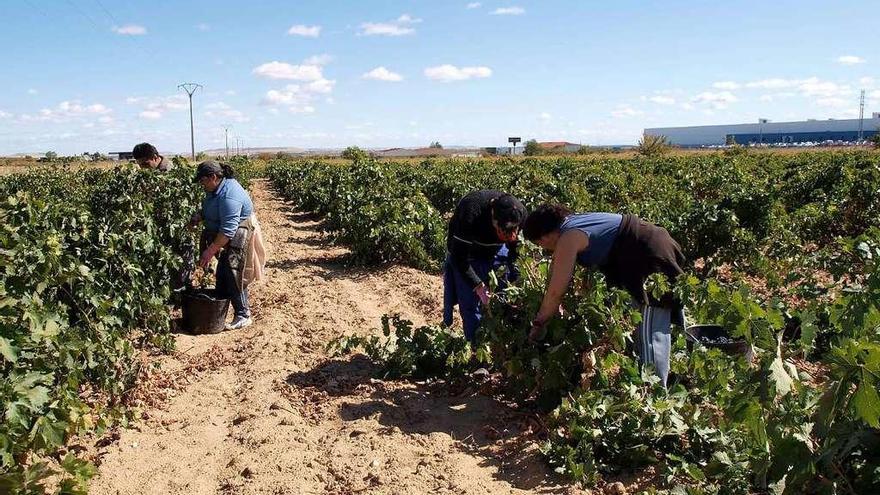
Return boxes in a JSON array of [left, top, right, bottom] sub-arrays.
[[132, 142, 174, 172], [442, 190, 527, 344]]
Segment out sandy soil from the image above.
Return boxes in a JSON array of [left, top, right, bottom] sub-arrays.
[[87, 179, 566, 495]]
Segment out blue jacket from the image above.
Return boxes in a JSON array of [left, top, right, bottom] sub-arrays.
[[201, 178, 253, 237]]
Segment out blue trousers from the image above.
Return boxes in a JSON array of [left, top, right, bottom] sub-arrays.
[[442, 246, 517, 344]]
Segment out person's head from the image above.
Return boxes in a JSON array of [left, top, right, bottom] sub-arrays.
[[193, 161, 235, 192], [490, 193, 527, 243], [522, 203, 572, 252], [132, 142, 161, 169]]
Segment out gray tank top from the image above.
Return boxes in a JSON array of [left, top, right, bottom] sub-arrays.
[[559, 213, 623, 267]]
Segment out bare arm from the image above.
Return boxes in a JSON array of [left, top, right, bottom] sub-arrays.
[[209, 232, 230, 251], [534, 230, 589, 325], [198, 232, 232, 268]]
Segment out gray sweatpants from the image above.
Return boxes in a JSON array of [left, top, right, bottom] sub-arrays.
[[635, 305, 681, 388]]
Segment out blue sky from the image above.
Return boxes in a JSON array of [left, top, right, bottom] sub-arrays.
[[1, 0, 877, 155]]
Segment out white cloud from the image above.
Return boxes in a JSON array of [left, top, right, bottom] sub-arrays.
[[692, 91, 738, 109], [359, 14, 421, 36], [491, 6, 525, 15], [712, 81, 741, 90], [262, 78, 335, 113], [424, 64, 492, 82], [125, 94, 189, 120], [647, 95, 676, 105], [112, 24, 147, 35], [681, 102, 695, 111], [759, 95, 774, 102], [196, 23, 210, 32], [20, 100, 113, 123], [745, 78, 800, 90], [303, 54, 333, 66], [396, 14, 422, 24], [362, 66, 403, 82], [252, 61, 324, 81], [204, 102, 249, 122], [305, 78, 335, 94], [611, 105, 643, 118], [143, 95, 188, 111], [139, 110, 162, 120], [256, 55, 335, 114], [225, 90, 237, 96], [815, 97, 849, 107], [740, 77, 851, 99], [0, 110, 12, 119], [46, 101, 112, 119], [27, 88, 38, 95], [799, 78, 852, 98], [360, 23, 414, 36], [289, 105, 316, 114], [288, 24, 321, 37], [539, 112, 552, 121], [467, 2, 482, 8], [837, 55, 865, 65], [859, 77, 875, 87]]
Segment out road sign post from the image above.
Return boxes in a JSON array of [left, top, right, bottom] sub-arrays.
[[508, 136, 521, 155]]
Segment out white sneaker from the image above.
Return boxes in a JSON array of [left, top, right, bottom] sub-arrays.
[[226, 315, 253, 330]]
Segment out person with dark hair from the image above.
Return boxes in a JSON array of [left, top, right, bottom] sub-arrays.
[[192, 161, 255, 330], [132, 142, 173, 172], [443, 190, 527, 344], [523, 204, 686, 387]]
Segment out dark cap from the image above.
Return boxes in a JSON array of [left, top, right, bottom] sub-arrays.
[[193, 161, 223, 182], [492, 194, 527, 231]]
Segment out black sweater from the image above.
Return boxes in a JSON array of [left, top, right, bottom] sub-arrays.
[[446, 190, 520, 288]]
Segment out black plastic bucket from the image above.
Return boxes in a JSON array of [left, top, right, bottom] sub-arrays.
[[685, 324, 752, 359], [181, 289, 230, 334]]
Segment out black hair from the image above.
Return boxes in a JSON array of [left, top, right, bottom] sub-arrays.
[[522, 203, 572, 241], [132, 142, 159, 160], [220, 163, 235, 179], [491, 193, 526, 230]]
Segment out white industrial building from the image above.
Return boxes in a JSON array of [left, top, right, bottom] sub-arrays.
[[645, 114, 880, 147]]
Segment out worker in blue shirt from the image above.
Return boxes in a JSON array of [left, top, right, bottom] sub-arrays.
[[191, 161, 255, 330]]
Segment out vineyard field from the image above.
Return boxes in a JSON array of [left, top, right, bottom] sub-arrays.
[[269, 151, 880, 494]]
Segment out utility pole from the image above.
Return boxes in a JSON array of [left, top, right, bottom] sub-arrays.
[[178, 83, 203, 160], [758, 118, 768, 146], [858, 90, 866, 141], [224, 127, 230, 159]]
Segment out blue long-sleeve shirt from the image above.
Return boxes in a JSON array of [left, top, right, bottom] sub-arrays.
[[201, 178, 253, 237]]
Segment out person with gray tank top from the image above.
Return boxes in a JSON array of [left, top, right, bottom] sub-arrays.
[[522, 204, 686, 387]]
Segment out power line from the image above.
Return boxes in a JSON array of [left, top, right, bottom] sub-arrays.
[[64, 0, 104, 34], [80, 0, 164, 62], [91, 0, 121, 25], [22, 0, 51, 20]]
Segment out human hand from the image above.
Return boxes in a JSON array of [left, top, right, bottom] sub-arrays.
[[474, 284, 490, 306], [528, 318, 547, 343], [198, 246, 218, 268], [187, 213, 201, 230]]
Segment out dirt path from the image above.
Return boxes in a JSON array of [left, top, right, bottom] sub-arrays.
[[88, 180, 564, 495]]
